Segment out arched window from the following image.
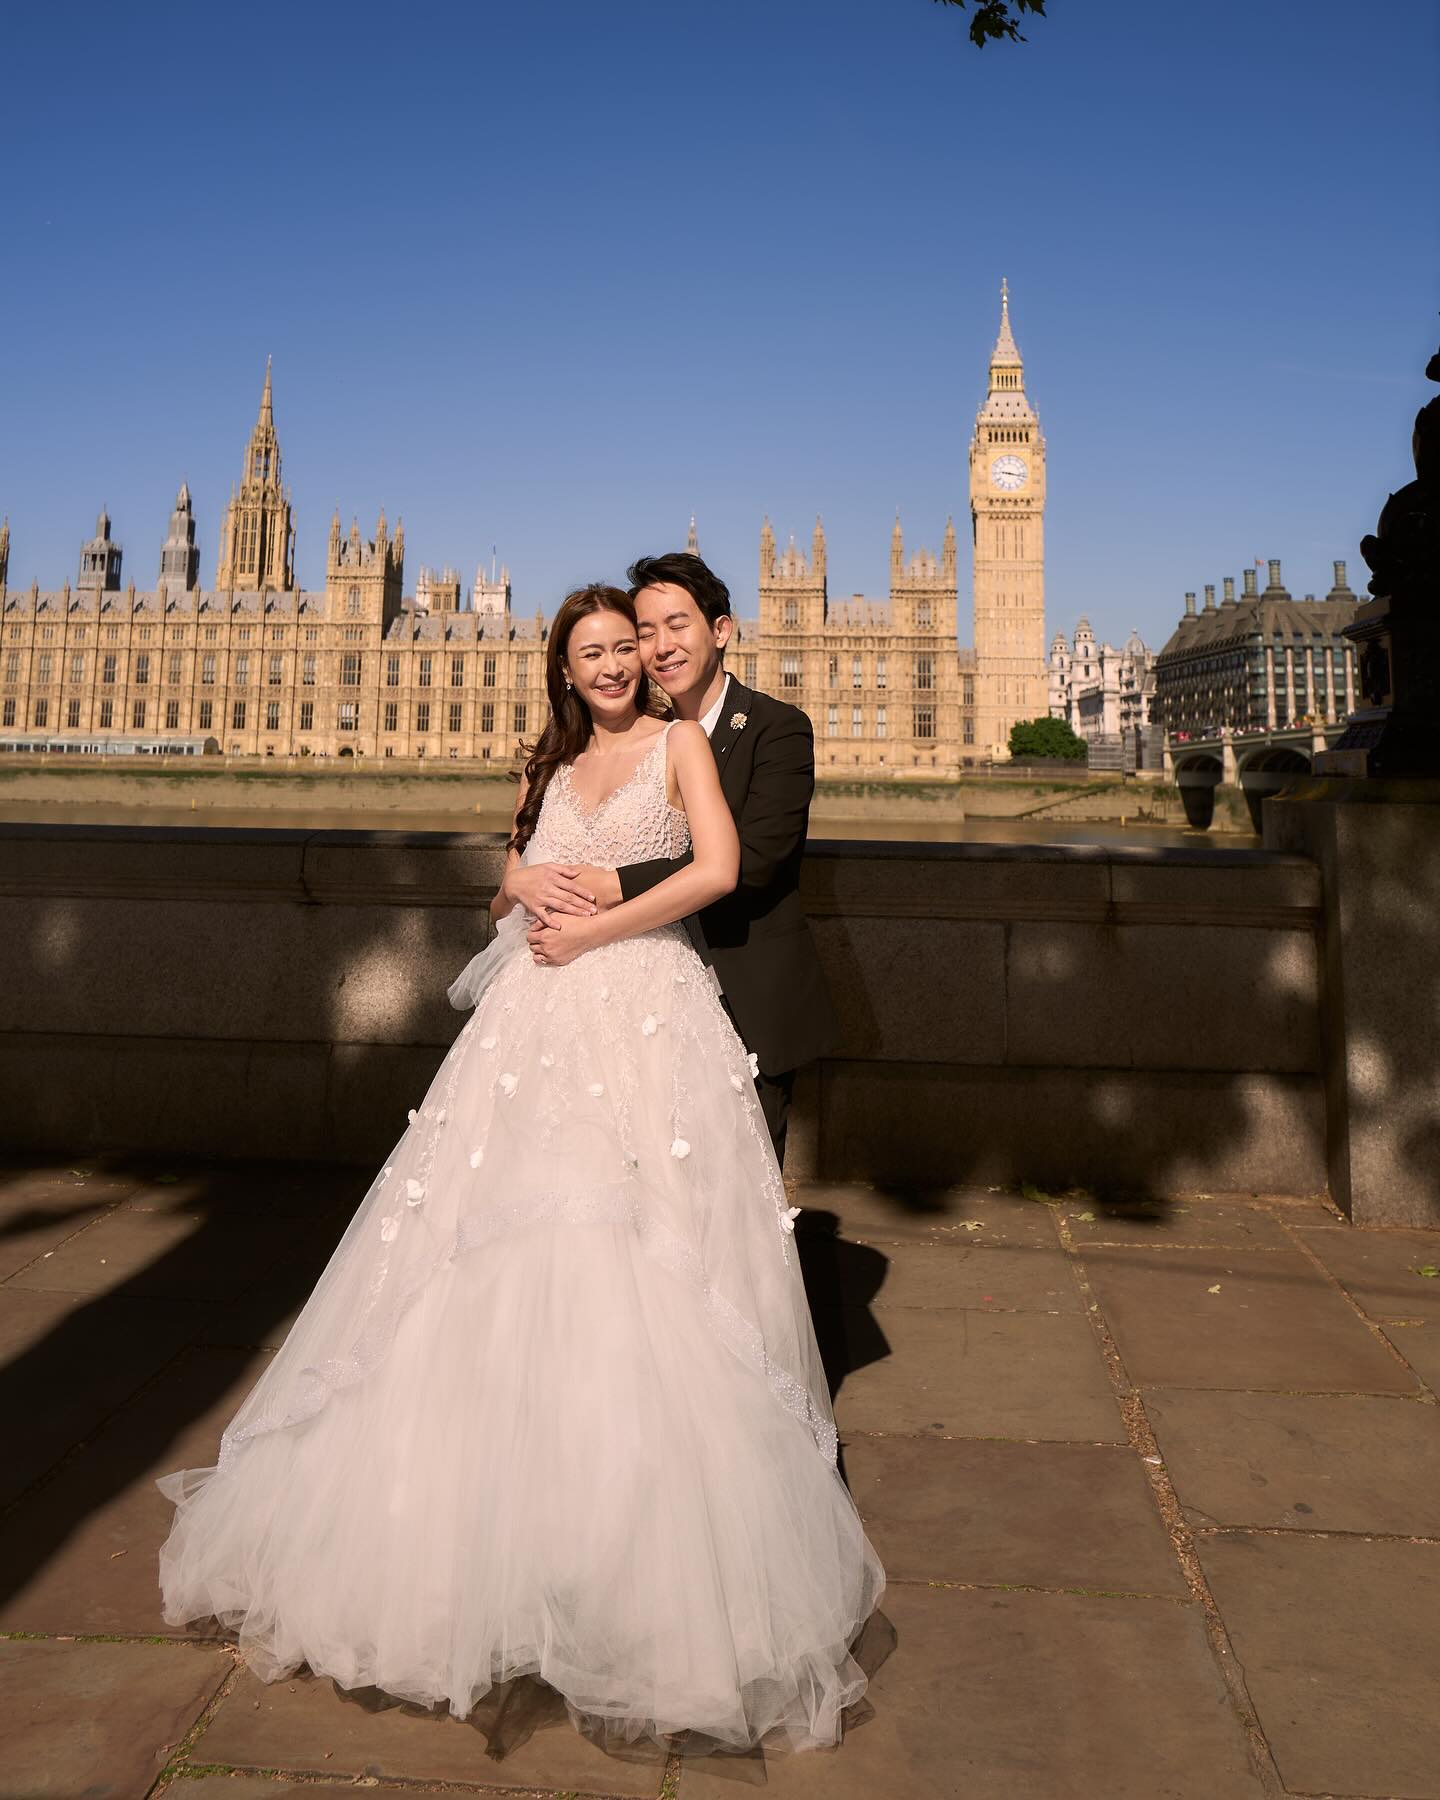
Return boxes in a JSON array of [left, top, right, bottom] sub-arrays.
[[347, 586, 361, 617]]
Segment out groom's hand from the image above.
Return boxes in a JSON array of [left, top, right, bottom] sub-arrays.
[[571, 865, 623, 910], [504, 863, 598, 923]]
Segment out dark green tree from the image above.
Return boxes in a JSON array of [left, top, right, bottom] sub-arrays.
[[933, 0, 1048, 47], [1008, 715, 1088, 761]]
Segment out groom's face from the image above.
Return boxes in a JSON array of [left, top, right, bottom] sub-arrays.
[[633, 583, 732, 706]]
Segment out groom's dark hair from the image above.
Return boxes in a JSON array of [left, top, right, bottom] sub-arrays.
[[627, 552, 731, 626]]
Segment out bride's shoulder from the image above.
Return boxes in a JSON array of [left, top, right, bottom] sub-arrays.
[[663, 717, 707, 754]]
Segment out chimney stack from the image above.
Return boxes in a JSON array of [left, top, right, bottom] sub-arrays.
[[1223, 576, 1235, 604], [1243, 568, 1258, 598], [1327, 560, 1354, 600], [1264, 558, 1286, 597], [1184, 590, 1197, 617]]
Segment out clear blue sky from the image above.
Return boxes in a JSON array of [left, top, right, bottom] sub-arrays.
[[1, 0, 1435, 651]]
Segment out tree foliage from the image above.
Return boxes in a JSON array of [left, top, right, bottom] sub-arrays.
[[1008, 715, 1088, 761], [933, 0, 1047, 47]]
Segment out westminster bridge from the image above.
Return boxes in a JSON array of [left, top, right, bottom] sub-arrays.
[[1164, 721, 1352, 829]]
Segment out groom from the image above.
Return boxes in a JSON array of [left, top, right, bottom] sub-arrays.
[[529, 550, 836, 1165]]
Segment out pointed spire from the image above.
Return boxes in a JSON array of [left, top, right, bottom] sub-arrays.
[[891, 511, 904, 569], [257, 355, 274, 428], [991, 277, 1022, 368], [687, 514, 699, 556]]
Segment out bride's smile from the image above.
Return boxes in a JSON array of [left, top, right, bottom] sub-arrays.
[[563, 612, 644, 723]]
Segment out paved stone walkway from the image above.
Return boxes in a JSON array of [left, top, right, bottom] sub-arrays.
[[3, 1156, 1439, 1799]]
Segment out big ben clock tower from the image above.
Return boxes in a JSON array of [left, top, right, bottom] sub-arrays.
[[969, 280, 1047, 758]]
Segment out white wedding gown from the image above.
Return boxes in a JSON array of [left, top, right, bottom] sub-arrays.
[[156, 723, 884, 1752]]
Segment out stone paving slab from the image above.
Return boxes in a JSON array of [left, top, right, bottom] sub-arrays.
[[1381, 1318, 1440, 1392], [798, 1182, 1062, 1248], [172, 1781, 458, 1799], [197, 1667, 668, 1795], [116, 1159, 362, 1215], [832, 1306, 1126, 1442], [0, 1288, 208, 1508], [1147, 1388, 1440, 1534], [6, 1202, 303, 1303], [858, 1242, 1081, 1313], [0, 1178, 126, 1283], [0, 1343, 269, 1636], [1296, 1223, 1440, 1320], [1077, 1243, 1420, 1392], [0, 1636, 229, 1800], [1198, 1531, 1440, 1799], [0, 1158, 148, 1212], [1060, 1195, 1299, 1251], [845, 1436, 1186, 1594], [675, 1585, 1266, 1799]]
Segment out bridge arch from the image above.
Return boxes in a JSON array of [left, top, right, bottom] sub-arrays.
[[1236, 745, 1311, 829], [1172, 751, 1223, 829]]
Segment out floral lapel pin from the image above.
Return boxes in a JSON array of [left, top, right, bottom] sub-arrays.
[[729, 711, 748, 731]]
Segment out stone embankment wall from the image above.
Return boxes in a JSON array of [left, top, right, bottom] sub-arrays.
[[0, 825, 1325, 1201]]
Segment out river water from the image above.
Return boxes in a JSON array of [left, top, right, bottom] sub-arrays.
[[0, 798, 1256, 852]]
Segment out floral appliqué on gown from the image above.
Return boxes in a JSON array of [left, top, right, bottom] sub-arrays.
[[155, 722, 885, 1753]]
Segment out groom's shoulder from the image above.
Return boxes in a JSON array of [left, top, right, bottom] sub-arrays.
[[737, 683, 813, 740]]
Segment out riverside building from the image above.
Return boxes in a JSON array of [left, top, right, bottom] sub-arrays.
[[1150, 561, 1362, 738], [1, 289, 1052, 771], [1048, 619, 1157, 771]]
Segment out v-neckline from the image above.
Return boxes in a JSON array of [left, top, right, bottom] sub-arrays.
[[562, 728, 668, 820]]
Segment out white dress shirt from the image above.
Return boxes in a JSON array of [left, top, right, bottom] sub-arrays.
[[698, 671, 732, 740]]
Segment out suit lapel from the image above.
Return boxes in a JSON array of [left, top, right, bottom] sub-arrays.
[[707, 677, 754, 804]]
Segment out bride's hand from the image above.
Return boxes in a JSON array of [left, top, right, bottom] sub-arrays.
[[527, 912, 606, 967], [504, 863, 598, 924]]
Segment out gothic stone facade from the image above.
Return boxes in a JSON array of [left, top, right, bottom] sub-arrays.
[[1, 290, 1049, 771], [0, 375, 549, 762], [730, 283, 1045, 774], [731, 516, 974, 776]]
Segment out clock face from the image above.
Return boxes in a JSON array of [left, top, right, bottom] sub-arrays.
[[991, 454, 1027, 491]]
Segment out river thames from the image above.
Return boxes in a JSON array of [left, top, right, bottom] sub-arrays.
[[0, 795, 1254, 851]]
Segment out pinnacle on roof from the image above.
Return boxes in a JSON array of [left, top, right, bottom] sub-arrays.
[[257, 356, 274, 429], [990, 277, 1023, 368]]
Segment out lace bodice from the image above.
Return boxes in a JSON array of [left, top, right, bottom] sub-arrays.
[[528, 722, 691, 868]]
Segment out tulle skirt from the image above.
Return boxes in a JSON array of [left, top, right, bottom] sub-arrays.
[[156, 918, 884, 1752]]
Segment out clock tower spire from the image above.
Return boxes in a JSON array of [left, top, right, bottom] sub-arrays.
[[969, 280, 1047, 758]]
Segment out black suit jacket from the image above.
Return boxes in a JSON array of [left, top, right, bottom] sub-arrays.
[[617, 679, 837, 1076]]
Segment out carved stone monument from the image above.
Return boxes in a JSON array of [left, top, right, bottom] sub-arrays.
[[1317, 334, 1440, 777], [1266, 331, 1440, 1227]]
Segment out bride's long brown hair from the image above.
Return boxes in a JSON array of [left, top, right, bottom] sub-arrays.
[[509, 584, 667, 854]]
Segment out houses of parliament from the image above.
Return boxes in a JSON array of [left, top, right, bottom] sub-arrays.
[[0, 290, 1048, 773]]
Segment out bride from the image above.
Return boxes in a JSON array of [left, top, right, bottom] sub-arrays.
[[155, 583, 884, 1754]]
